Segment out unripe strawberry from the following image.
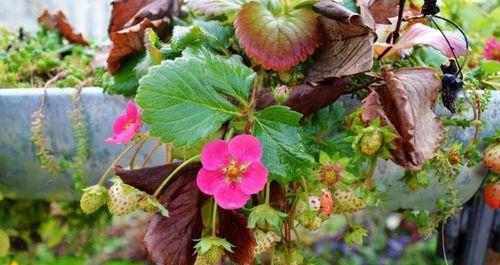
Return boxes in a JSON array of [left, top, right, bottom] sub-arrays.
[[359, 130, 383, 156], [107, 177, 140, 216], [80, 185, 107, 214], [484, 144, 500, 174], [333, 189, 366, 213], [297, 210, 322, 231], [484, 182, 500, 209], [194, 246, 224, 265], [253, 229, 280, 255]]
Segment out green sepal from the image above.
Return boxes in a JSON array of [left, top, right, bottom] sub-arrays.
[[247, 204, 287, 236], [194, 236, 234, 254], [344, 225, 368, 247]]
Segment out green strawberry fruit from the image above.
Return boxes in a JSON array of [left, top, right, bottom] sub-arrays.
[[80, 185, 107, 214], [359, 130, 383, 156], [107, 177, 140, 216], [333, 188, 366, 213]]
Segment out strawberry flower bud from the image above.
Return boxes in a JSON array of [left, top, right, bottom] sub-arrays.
[[273, 85, 290, 105]]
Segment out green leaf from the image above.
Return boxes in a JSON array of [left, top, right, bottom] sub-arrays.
[[136, 51, 252, 146], [187, 48, 254, 103], [253, 106, 313, 184], [187, 0, 249, 16], [170, 25, 205, 51], [104, 53, 143, 97], [481, 60, 500, 75], [196, 20, 231, 51], [0, 229, 9, 257], [344, 225, 368, 247], [410, 46, 448, 69]]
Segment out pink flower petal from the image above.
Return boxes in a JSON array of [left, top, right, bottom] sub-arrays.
[[228, 134, 263, 164], [126, 102, 140, 121], [112, 115, 129, 135], [201, 140, 231, 170], [196, 168, 226, 195], [240, 161, 268, 195], [214, 182, 250, 210], [397, 23, 467, 58], [484, 38, 500, 61]]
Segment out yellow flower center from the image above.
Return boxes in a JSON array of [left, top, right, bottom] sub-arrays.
[[223, 160, 248, 183]]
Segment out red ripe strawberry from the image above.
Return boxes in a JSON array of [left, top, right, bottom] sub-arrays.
[[484, 144, 500, 174], [484, 182, 500, 209]]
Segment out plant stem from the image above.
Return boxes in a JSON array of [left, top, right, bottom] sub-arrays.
[[366, 158, 377, 187], [97, 142, 136, 186], [129, 138, 147, 169], [300, 176, 310, 210], [211, 199, 218, 237], [224, 127, 235, 141], [142, 140, 162, 167], [153, 154, 201, 197], [265, 180, 271, 205]]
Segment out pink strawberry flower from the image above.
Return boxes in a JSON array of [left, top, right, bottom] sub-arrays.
[[106, 102, 142, 144], [484, 38, 500, 61], [196, 134, 268, 210]]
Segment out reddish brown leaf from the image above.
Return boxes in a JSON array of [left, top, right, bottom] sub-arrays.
[[37, 10, 88, 46], [219, 210, 256, 265], [107, 0, 182, 73], [257, 77, 348, 116], [358, 0, 400, 24], [306, 2, 376, 82], [115, 162, 206, 265], [361, 67, 443, 171]]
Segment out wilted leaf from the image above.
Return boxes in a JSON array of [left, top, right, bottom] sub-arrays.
[[253, 106, 314, 184], [358, 0, 399, 24], [37, 10, 88, 46], [115, 162, 206, 265], [361, 67, 443, 171], [219, 210, 256, 265], [187, 0, 249, 16], [374, 23, 468, 60], [234, 1, 321, 71], [257, 78, 348, 116], [107, 0, 182, 73], [306, 1, 375, 82]]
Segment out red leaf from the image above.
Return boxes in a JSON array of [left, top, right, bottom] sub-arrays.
[[107, 0, 182, 73], [37, 10, 89, 46], [361, 67, 444, 170], [115, 162, 207, 265], [306, 1, 376, 82], [219, 210, 256, 265], [257, 78, 348, 116], [234, 1, 321, 71]]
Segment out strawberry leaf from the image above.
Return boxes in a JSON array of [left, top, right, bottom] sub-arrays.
[[253, 106, 313, 184], [307, 1, 375, 82], [115, 162, 206, 265], [234, 1, 321, 71], [361, 67, 444, 171], [219, 210, 256, 265], [187, 0, 249, 16], [136, 50, 254, 146]]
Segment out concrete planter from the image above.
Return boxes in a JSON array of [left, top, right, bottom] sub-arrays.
[[0, 88, 498, 210]]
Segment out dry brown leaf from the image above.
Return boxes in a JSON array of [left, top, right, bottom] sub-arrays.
[[306, 1, 376, 82], [107, 0, 182, 73], [358, 0, 400, 24], [37, 10, 89, 46], [361, 67, 443, 171]]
